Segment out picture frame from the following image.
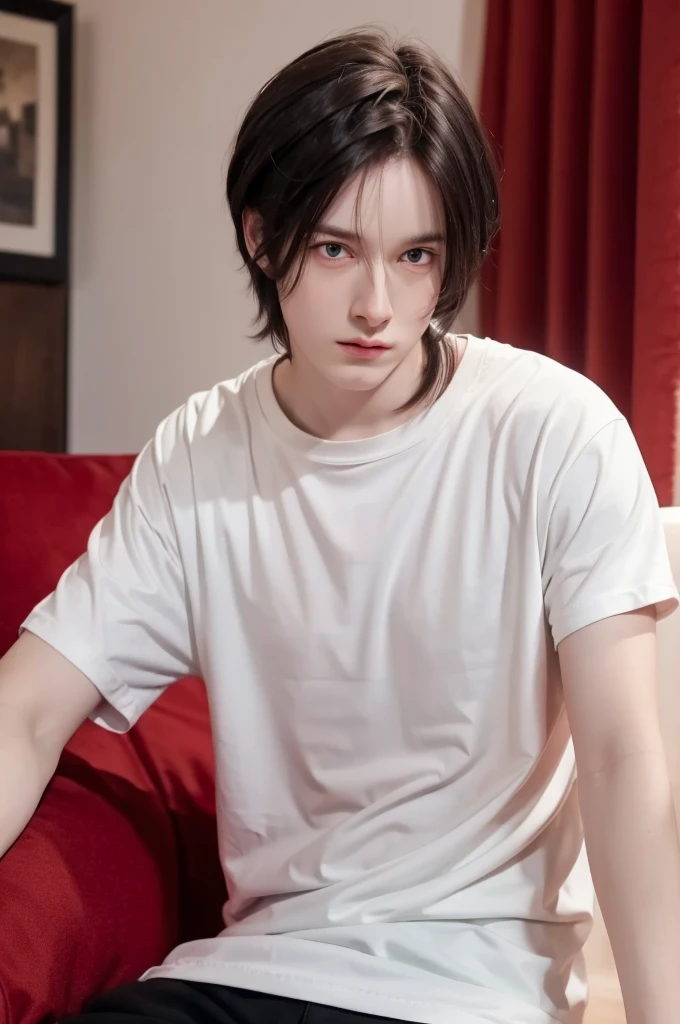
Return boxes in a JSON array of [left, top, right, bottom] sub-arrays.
[[0, 0, 72, 283]]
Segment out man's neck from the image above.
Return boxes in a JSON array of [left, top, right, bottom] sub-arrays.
[[272, 344, 428, 442]]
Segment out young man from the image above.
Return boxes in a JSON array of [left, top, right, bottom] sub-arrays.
[[1, 26, 679, 1024]]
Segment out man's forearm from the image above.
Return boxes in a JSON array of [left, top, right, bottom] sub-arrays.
[[0, 706, 57, 859], [579, 746, 680, 1024]]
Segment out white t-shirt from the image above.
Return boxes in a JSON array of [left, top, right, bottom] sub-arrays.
[[22, 335, 679, 1024]]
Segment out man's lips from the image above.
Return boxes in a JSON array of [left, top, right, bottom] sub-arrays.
[[337, 339, 392, 349], [336, 340, 392, 360]]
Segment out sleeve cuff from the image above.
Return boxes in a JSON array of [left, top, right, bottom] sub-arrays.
[[550, 584, 680, 648], [19, 614, 138, 733]]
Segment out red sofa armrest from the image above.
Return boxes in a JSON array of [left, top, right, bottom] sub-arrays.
[[0, 751, 179, 1024]]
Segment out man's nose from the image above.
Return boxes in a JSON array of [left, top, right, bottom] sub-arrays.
[[351, 265, 393, 327]]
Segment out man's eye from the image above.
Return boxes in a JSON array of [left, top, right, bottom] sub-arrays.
[[403, 249, 431, 265], [319, 243, 347, 259]]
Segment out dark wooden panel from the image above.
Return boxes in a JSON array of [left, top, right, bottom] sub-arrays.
[[0, 281, 67, 451]]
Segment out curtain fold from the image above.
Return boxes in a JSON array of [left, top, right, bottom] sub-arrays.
[[632, 0, 680, 505], [480, 0, 680, 504]]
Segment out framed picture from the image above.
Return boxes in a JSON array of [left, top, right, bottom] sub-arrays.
[[0, 0, 72, 282]]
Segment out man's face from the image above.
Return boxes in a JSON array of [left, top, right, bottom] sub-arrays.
[[278, 156, 446, 393]]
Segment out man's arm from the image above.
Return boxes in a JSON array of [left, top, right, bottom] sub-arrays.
[[0, 631, 103, 859], [559, 607, 680, 1024]]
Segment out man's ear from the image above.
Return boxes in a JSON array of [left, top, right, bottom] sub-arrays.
[[242, 207, 270, 271]]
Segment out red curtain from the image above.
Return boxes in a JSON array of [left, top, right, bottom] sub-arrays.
[[480, 0, 680, 505]]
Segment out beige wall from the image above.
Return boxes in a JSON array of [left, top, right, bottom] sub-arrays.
[[66, 0, 488, 453]]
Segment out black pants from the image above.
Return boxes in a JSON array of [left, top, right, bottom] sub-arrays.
[[60, 979, 409, 1024]]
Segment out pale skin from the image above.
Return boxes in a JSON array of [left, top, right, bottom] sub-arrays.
[[559, 610, 680, 1024], [244, 156, 450, 441], [0, 158, 677, 1024]]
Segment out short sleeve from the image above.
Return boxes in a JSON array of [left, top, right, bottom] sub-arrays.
[[541, 417, 679, 648], [20, 415, 198, 733]]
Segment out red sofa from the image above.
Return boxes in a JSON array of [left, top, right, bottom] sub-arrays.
[[0, 452, 226, 1024]]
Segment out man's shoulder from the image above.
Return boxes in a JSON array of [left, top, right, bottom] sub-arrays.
[[478, 337, 621, 438], [153, 353, 276, 459], [461, 337, 625, 486]]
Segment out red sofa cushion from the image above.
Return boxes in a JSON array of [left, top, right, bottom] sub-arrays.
[[0, 452, 225, 1024]]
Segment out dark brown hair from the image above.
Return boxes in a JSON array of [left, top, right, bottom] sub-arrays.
[[226, 26, 499, 410]]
